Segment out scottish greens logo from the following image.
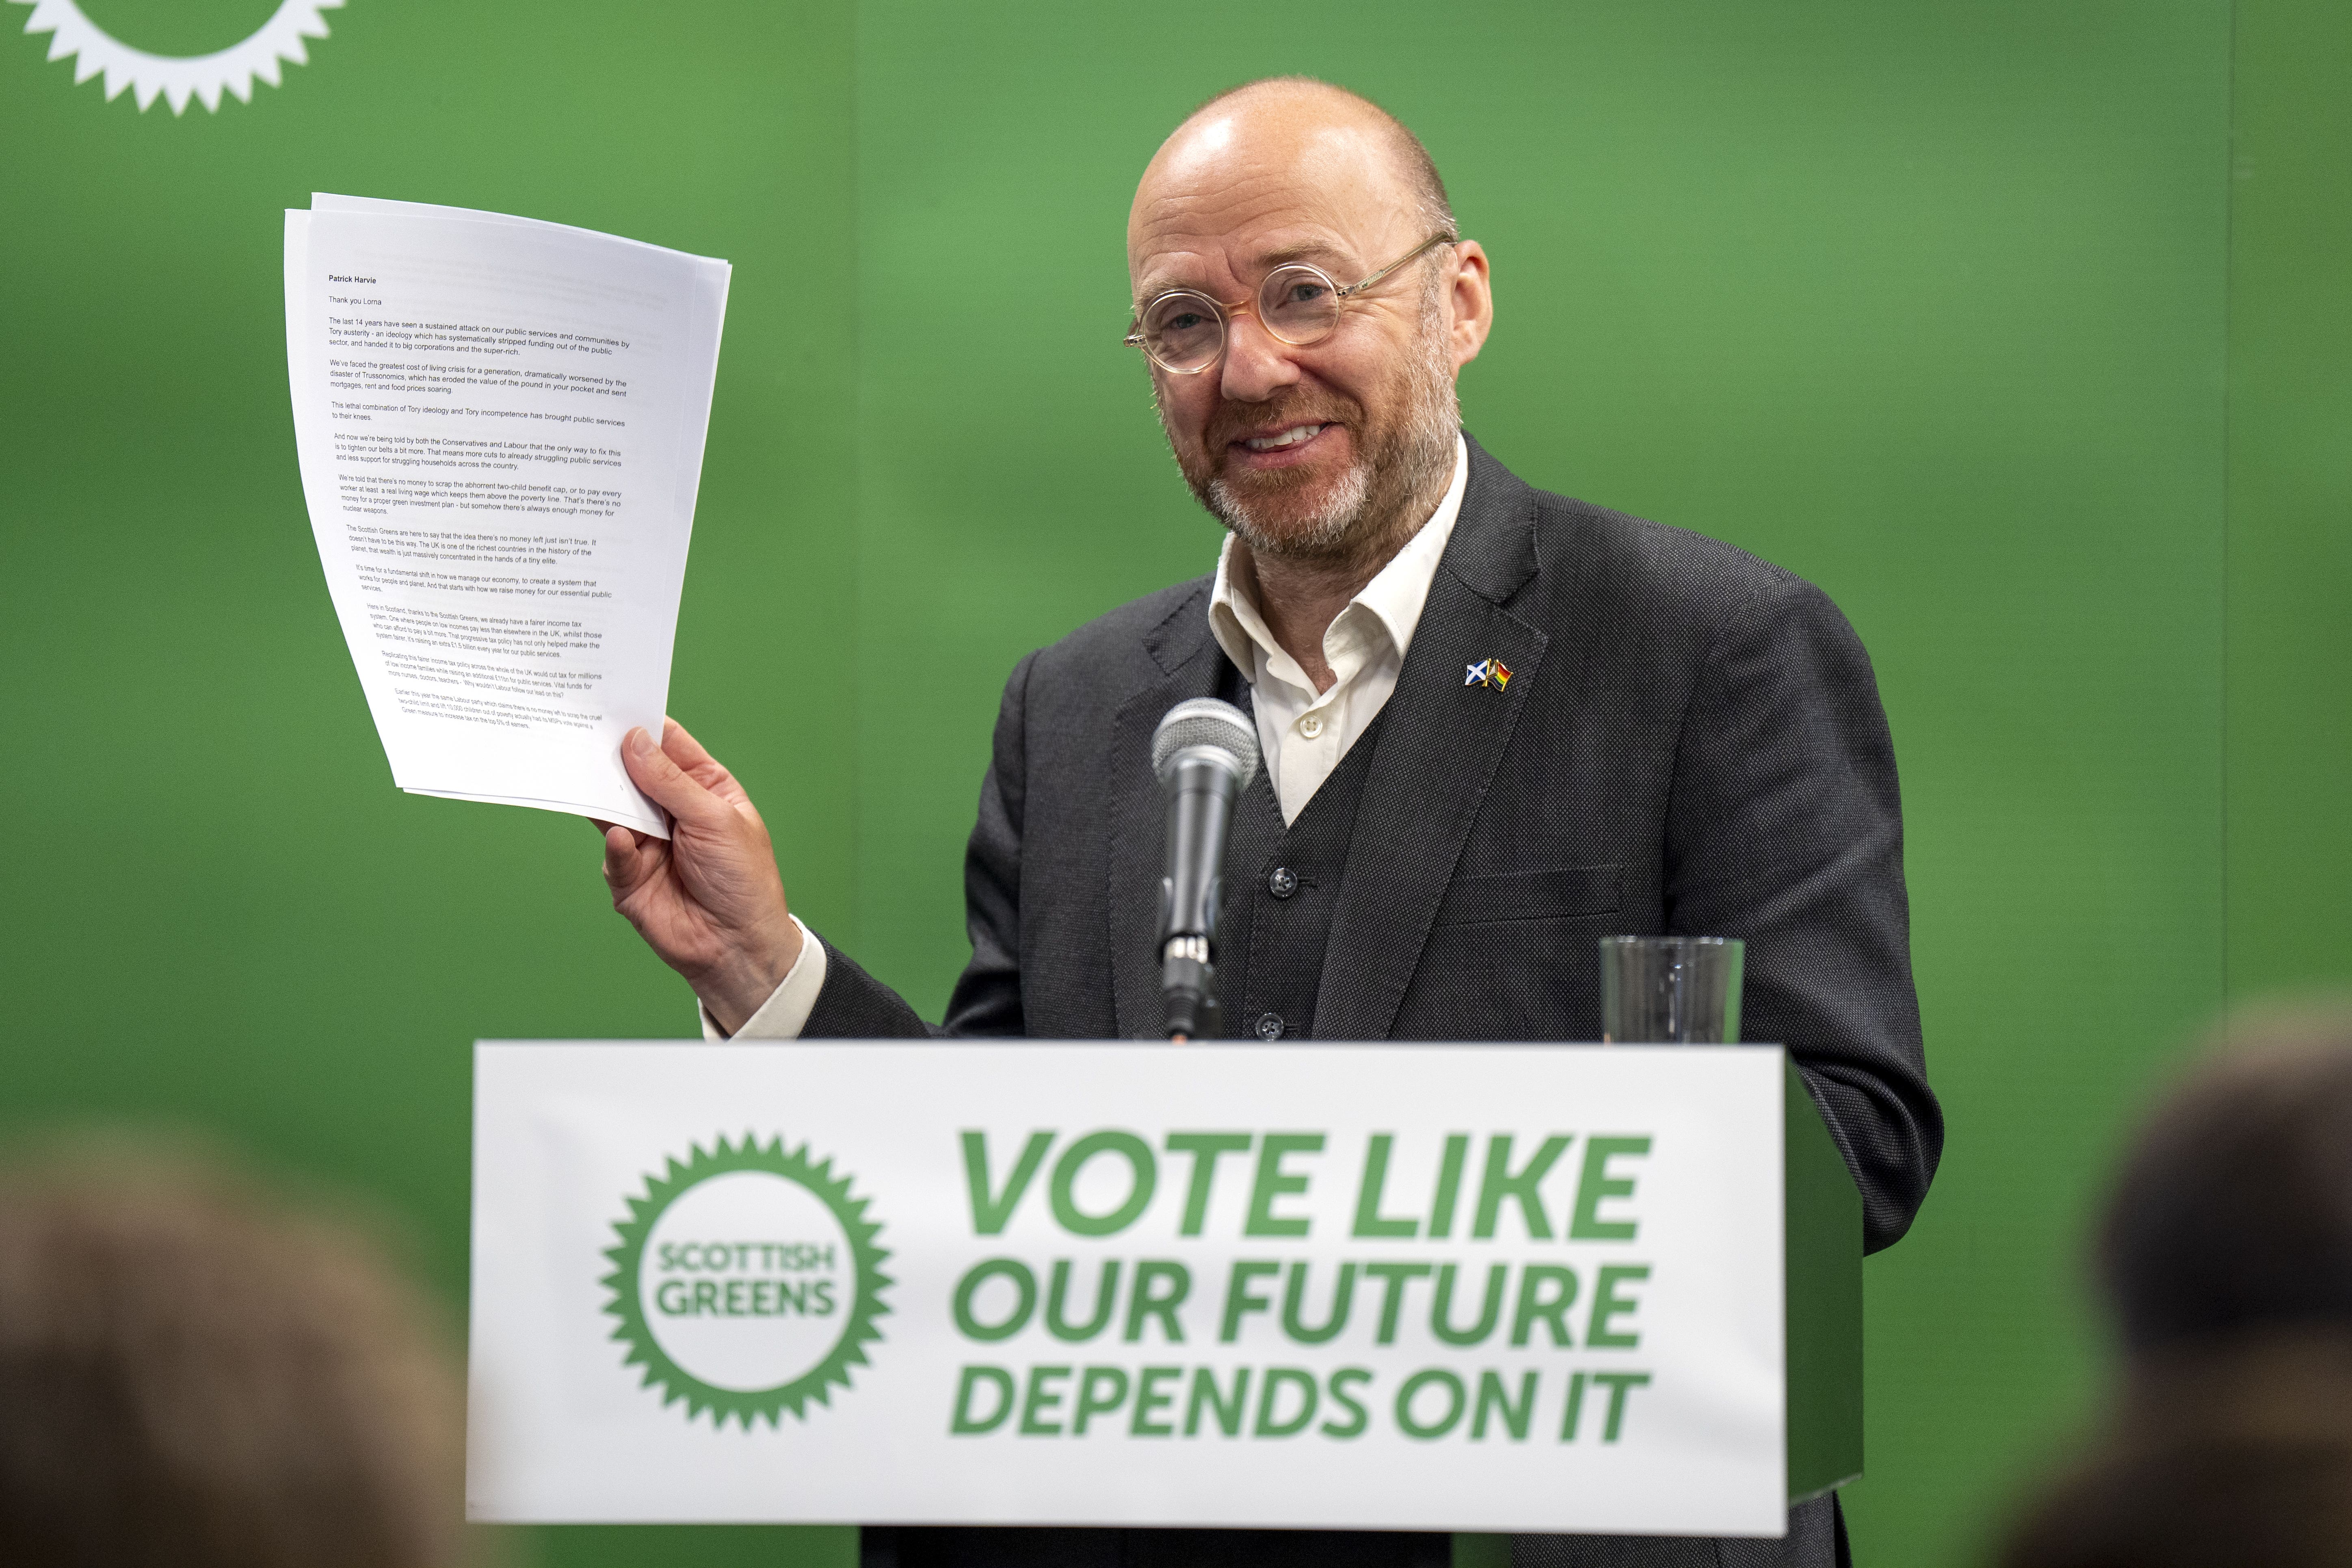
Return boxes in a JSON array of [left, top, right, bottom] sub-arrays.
[[11, 0, 344, 115], [602, 1135, 890, 1429]]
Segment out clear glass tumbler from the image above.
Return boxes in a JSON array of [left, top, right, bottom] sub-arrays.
[[1599, 936, 1745, 1044]]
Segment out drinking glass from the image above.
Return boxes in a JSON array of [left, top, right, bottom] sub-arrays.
[[1599, 936, 1744, 1045]]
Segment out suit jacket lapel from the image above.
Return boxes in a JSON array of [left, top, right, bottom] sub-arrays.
[[1313, 439, 1549, 1040], [1107, 584, 1232, 1040]]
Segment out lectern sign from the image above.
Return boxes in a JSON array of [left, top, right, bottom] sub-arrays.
[[468, 1041, 1855, 1536]]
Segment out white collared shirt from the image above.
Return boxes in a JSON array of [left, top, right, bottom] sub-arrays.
[[714, 432, 1468, 1040], [1209, 434, 1469, 824]]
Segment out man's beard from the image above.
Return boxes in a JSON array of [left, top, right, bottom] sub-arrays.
[[1157, 285, 1460, 569]]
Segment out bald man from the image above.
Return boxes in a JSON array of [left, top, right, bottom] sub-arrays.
[[599, 78, 1937, 1568]]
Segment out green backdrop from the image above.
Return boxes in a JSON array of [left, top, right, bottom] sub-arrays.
[[0, 2, 2343, 1564]]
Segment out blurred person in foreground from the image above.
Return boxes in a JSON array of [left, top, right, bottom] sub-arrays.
[[0, 1142, 474, 1568], [2002, 1000, 2352, 1568]]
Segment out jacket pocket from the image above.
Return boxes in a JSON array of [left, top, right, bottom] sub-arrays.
[[1431, 863, 1622, 927]]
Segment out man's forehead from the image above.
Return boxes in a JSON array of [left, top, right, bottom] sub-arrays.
[[1129, 110, 1407, 288]]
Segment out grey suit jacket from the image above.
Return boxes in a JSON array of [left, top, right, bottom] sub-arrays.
[[808, 435, 1940, 1253]]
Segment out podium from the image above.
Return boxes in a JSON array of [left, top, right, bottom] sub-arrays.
[[466, 1040, 1860, 1539]]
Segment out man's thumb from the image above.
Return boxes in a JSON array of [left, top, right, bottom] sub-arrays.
[[620, 727, 731, 831]]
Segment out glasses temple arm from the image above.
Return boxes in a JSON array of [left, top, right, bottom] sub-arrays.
[[1335, 233, 1458, 300]]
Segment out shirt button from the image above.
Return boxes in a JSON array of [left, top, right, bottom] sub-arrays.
[[1298, 713, 1324, 739], [1267, 866, 1298, 899], [1255, 1012, 1286, 1041]]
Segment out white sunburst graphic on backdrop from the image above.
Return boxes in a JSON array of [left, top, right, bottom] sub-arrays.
[[10, 0, 344, 115]]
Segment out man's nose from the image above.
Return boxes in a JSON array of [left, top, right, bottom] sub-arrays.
[[1218, 311, 1303, 404]]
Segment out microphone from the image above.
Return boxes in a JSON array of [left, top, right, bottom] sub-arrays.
[[1150, 697, 1261, 1041]]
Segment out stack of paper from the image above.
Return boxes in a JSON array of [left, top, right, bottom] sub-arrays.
[[284, 196, 730, 837]]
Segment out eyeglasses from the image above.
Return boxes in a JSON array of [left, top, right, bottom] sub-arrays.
[[1125, 233, 1455, 375]]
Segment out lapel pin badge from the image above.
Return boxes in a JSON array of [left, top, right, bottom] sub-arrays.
[[1465, 657, 1513, 692]]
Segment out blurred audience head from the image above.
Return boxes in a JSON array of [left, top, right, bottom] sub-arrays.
[[0, 1137, 472, 1568], [2002, 997, 2352, 1568], [2101, 998, 2352, 1356], [2001, 1329, 2352, 1568]]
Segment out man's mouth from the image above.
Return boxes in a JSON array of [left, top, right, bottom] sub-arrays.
[[1240, 422, 1329, 452]]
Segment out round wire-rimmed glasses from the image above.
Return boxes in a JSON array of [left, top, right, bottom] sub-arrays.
[[1125, 232, 1455, 374]]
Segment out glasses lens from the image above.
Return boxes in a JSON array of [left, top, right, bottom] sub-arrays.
[[1258, 265, 1342, 345], [1141, 292, 1224, 372]]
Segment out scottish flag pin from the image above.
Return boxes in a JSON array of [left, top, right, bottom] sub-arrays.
[[1465, 657, 1513, 691]]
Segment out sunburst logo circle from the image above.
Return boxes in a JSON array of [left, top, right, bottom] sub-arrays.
[[9, 0, 344, 115], [602, 1134, 892, 1430]]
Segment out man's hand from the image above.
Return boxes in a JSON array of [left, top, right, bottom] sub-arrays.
[[598, 719, 803, 1035]]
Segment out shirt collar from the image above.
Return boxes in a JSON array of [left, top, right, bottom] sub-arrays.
[[1209, 434, 1469, 684]]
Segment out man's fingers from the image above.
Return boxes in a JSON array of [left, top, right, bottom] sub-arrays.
[[619, 727, 738, 833], [602, 823, 647, 890]]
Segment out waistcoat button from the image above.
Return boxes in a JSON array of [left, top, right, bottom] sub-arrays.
[[1267, 866, 1298, 899], [1255, 1012, 1286, 1041]]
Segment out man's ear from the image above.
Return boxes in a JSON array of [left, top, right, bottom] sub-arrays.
[[1447, 240, 1493, 369]]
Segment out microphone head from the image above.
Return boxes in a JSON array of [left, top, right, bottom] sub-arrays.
[[1151, 697, 1260, 790]]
